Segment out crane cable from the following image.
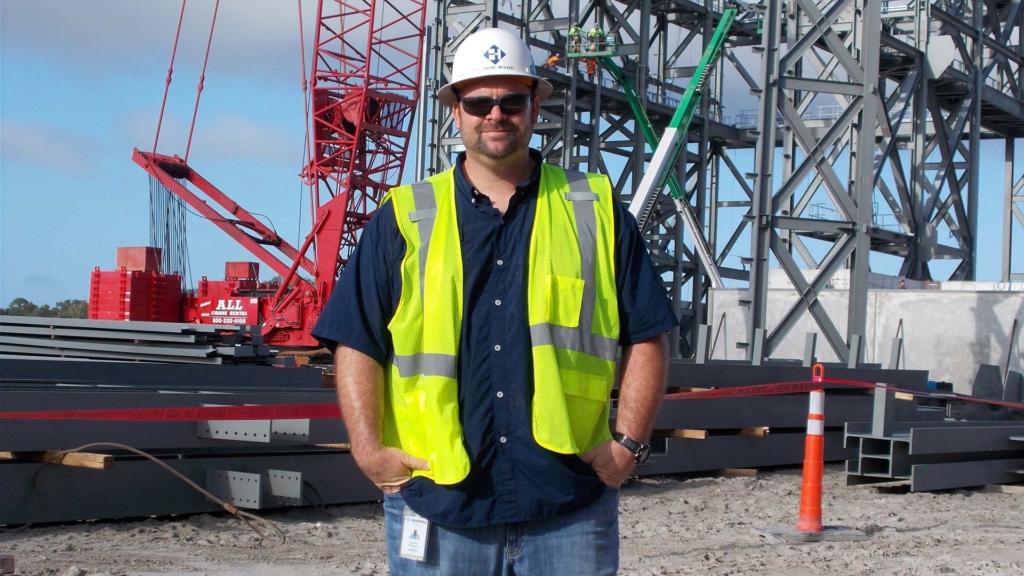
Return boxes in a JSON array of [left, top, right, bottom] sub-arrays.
[[185, 0, 221, 163], [153, 0, 188, 154], [2, 442, 286, 546], [297, 0, 313, 250]]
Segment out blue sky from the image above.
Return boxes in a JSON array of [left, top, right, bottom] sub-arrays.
[[1, 1, 1019, 308], [1, 0, 326, 305]]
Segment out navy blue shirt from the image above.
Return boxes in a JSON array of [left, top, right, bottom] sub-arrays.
[[312, 149, 677, 528]]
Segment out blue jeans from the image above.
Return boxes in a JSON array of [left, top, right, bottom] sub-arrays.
[[383, 488, 620, 575]]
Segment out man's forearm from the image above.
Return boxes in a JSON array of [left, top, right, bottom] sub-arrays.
[[334, 345, 386, 461], [614, 333, 669, 442]]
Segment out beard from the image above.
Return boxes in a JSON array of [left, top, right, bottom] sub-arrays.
[[463, 118, 532, 160]]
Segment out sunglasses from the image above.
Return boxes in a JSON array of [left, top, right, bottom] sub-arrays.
[[458, 93, 533, 117]]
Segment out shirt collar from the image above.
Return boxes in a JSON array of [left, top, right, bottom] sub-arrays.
[[454, 149, 543, 206]]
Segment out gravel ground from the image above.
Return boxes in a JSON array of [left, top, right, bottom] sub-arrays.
[[1, 466, 1021, 575]]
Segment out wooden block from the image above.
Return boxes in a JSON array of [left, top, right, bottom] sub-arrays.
[[740, 427, 770, 437], [313, 443, 351, 451], [980, 484, 1024, 494], [0, 553, 14, 575], [321, 371, 337, 388], [656, 429, 708, 440], [4, 451, 113, 470], [665, 387, 715, 394], [894, 392, 915, 401], [720, 468, 758, 477]]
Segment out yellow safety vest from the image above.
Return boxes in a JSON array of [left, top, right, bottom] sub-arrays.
[[385, 163, 619, 485]]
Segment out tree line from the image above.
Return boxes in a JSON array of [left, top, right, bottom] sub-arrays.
[[1, 298, 89, 319]]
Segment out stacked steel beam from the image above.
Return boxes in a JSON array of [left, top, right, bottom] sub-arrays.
[[1, 357, 950, 524], [0, 316, 282, 365], [0, 358, 369, 525], [635, 361, 946, 476], [845, 368, 1024, 491]]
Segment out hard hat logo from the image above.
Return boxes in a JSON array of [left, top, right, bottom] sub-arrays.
[[484, 45, 507, 65]]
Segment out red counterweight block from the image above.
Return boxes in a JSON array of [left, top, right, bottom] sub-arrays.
[[115, 247, 163, 273], [224, 261, 259, 281], [88, 267, 183, 322]]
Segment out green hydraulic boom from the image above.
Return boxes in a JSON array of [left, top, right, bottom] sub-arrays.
[[565, 9, 735, 285], [605, 7, 736, 287]]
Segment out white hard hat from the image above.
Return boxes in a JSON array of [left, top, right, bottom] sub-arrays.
[[436, 27, 553, 106]]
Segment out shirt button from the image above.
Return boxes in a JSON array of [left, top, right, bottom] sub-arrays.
[[494, 344, 501, 352], [496, 391, 504, 398], [496, 259, 504, 266], [495, 299, 502, 306], [500, 436, 507, 444]]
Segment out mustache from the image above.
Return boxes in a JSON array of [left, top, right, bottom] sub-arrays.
[[478, 121, 517, 131]]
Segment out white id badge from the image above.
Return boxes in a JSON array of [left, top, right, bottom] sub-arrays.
[[399, 506, 430, 562]]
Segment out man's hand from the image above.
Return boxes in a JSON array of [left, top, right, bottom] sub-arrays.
[[355, 446, 431, 494], [580, 439, 636, 488]]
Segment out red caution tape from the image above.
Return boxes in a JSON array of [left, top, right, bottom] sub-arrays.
[[2, 370, 1022, 420], [665, 376, 1024, 410], [0, 403, 341, 421]]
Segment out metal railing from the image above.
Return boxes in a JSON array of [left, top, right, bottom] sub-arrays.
[[949, 59, 1020, 99], [808, 202, 904, 231]]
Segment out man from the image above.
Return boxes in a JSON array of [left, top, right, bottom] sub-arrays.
[[898, 278, 906, 289], [545, 52, 560, 70], [586, 58, 598, 82], [568, 24, 583, 53], [313, 26, 676, 575], [588, 24, 605, 51]]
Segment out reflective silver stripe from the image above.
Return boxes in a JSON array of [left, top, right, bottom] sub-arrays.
[[564, 171, 597, 334], [392, 353, 458, 379], [530, 323, 618, 361], [409, 208, 437, 222], [564, 191, 599, 202], [410, 182, 436, 303]]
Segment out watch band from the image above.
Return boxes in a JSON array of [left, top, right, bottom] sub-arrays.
[[612, 432, 651, 464]]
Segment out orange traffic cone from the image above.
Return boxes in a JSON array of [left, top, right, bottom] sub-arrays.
[[796, 387, 825, 532], [755, 364, 868, 542]]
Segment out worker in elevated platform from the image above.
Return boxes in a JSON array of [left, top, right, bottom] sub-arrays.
[[314, 25, 675, 576], [568, 24, 583, 53], [588, 24, 605, 52]]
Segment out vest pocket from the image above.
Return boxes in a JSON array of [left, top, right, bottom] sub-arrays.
[[559, 367, 611, 451], [545, 274, 585, 328]]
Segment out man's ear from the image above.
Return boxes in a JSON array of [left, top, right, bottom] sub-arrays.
[[452, 103, 462, 131]]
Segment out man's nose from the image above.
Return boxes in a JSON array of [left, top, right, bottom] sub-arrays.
[[485, 104, 505, 121]]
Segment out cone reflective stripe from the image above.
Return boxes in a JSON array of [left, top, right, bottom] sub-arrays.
[[797, 389, 825, 532]]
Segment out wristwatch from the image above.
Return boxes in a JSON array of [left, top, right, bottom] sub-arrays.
[[612, 433, 651, 464]]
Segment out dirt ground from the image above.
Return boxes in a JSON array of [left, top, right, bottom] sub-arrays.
[[1, 465, 1021, 575]]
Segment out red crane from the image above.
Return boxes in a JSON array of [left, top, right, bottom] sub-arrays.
[[132, 0, 428, 347]]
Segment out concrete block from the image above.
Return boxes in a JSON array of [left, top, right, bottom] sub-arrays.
[[1004, 370, 1023, 403]]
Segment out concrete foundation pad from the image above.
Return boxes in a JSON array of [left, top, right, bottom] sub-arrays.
[[754, 525, 870, 543]]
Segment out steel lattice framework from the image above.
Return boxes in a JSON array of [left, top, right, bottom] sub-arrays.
[[136, 0, 427, 346], [427, 0, 1022, 361]]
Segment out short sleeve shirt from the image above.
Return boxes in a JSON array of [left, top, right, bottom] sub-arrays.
[[312, 149, 677, 528]]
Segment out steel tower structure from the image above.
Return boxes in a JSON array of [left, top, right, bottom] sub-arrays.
[[426, 0, 1022, 361]]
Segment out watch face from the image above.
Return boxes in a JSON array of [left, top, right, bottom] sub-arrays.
[[636, 443, 651, 464]]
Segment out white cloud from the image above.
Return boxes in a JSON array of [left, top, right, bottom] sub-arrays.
[[0, 119, 98, 175], [1, 0, 318, 84]]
